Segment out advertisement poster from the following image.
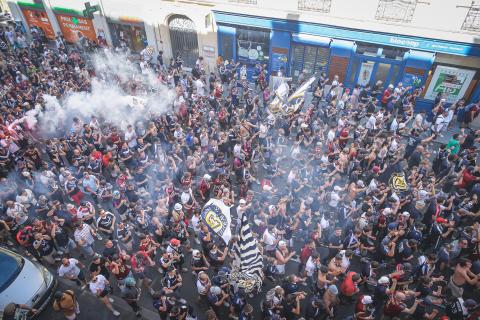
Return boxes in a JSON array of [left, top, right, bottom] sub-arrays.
[[271, 47, 288, 72], [424, 65, 476, 103], [21, 8, 55, 39], [402, 73, 422, 88], [357, 61, 374, 86], [55, 14, 97, 43]]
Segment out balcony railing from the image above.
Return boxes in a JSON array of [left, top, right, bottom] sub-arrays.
[[229, 0, 257, 4], [298, 0, 332, 13], [375, 0, 417, 23], [461, 2, 480, 31]]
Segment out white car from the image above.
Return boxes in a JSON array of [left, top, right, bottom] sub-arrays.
[[0, 247, 57, 318]]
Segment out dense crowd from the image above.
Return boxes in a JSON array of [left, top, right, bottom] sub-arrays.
[[1, 19, 480, 320]]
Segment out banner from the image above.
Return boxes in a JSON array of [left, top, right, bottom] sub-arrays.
[[389, 172, 408, 192], [21, 8, 55, 39], [201, 198, 232, 244], [55, 14, 97, 43], [424, 66, 476, 104], [357, 61, 374, 86]]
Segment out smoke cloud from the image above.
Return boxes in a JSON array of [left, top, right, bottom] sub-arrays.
[[34, 50, 176, 136]]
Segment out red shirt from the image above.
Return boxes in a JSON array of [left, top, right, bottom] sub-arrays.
[[341, 271, 357, 296], [381, 89, 392, 104], [459, 169, 476, 189]]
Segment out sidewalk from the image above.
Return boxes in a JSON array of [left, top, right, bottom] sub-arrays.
[[38, 277, 159, 320]]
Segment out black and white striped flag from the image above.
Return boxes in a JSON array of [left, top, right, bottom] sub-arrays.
[[230, 213, 263, 293]]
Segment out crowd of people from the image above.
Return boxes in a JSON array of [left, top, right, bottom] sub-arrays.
[[1, 17, 480, 320]]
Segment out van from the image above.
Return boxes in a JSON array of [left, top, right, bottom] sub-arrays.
[[0, 247, 57, 318]]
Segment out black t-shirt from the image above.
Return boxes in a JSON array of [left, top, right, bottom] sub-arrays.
[[373, 285, 388, 307], [282, 301, 297, 320], [89, 259, 110, 278]]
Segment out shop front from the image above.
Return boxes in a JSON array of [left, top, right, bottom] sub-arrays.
[[53, 9, 96, 44], [214, 11, 480, 107], [108, 17, 146, 52], [19, 2, 55, 40]]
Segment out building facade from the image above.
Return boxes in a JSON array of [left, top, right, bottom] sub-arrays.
[[7, 0, 480, 109]]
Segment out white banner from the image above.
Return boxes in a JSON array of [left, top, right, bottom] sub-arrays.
[[201, 198, 232, 244], [357, 61, 375, 87]]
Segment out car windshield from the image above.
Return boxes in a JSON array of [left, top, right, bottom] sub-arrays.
[[0, 251, 24, 293]]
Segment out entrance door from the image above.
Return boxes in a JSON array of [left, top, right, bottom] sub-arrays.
[[168, 15, 199, 68]]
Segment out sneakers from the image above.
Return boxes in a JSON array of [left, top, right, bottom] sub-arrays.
[[179, 298, 187, 304], [96, 234, 103, 241], [109, 298, 114, 303], [195, 238, 200, 244], [112, 310, 120, 317]]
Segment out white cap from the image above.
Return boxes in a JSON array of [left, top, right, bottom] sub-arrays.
[[263, 184, 272, 191], [388, 84, 394, 89], [174, 203, 182, 211], [334, 186, 342, 191], [362, 295, 373, 304], [278, 240, 287, 247], [441, 98, 446, 102], [192, 249, 200, 256], [383, 208, 393, 215], [378, 276, 390, 284], [203, 174, 211, 181], [269, 205, 275, 211], [402, 211, 410, 217], [239, 199, 246, 205], [301, 123, 308, 129]]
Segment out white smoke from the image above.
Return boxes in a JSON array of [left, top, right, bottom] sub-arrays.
[[36, 50, 176, 135]]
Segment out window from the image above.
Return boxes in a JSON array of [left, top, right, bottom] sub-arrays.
[[461, 2, 480, 32], [290, 43, 330, 81], [298, 0, 332, 12], [355, 42, 379, 56], [381, 46, 407, 60], [237, 27, 270, 65], [375, 0, 417, 23], [220, 34, 234, 62]]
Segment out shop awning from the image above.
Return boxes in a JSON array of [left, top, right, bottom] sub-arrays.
[[291, 33, 331, 47]]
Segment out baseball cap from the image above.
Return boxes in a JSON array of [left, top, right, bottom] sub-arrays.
[[464, 299, 478, 309], [170, 238, 181, 246], [362, 295, 373, 304], [174, 203, 182, 211], [378, 276, 389, 284], [372, 166, 380, 173], [328, 285, 338, 295], [239, 199, 246, 205]]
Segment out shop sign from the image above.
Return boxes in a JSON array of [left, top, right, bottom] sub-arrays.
[[55, 13, 97, 43], [424, 65, 476, 103], [203, 45, 215, 57], [357, 61, 374, 86], [21, 8, 55, 39]]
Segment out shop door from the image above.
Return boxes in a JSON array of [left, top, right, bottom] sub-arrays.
[[168, 15, 199, 68]]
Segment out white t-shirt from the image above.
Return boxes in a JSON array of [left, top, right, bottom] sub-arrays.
[[89, 274, 107, 294], [263, 229, 277, 251], [305, 256, 317, 277], [58, 258, 81, 278], [191, 215, 200, 232], [125, 130, 137, 149], [196, 279, 209, 295], [366, 115, 376, 130], [329, 191, 340, 207], [195, 79, 205, 96]]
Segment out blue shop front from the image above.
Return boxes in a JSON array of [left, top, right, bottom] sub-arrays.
[[214, 11, 480, 109]]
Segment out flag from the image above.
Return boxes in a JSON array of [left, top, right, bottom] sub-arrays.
[[201, 198, 232, 244], [389, 172, 408, 192], [229, 213, 263, 293]]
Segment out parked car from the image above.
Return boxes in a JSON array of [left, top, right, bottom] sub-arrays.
[[0, 247, 57, 319]]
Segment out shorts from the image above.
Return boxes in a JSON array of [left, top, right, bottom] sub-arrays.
[[99, 288, 110, 297]]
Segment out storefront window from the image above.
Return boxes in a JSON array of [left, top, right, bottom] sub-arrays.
[[381, 46, 407, 60], [375, 63, 391, 85], [290, 43, 329, 81], [237, 27, 270, 65], [389, 65, 400, 85], [110, 23, 146, 53], [355, 42, 378, 56], [348, 59, 360, 85], [221, 34, 234, 62]]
